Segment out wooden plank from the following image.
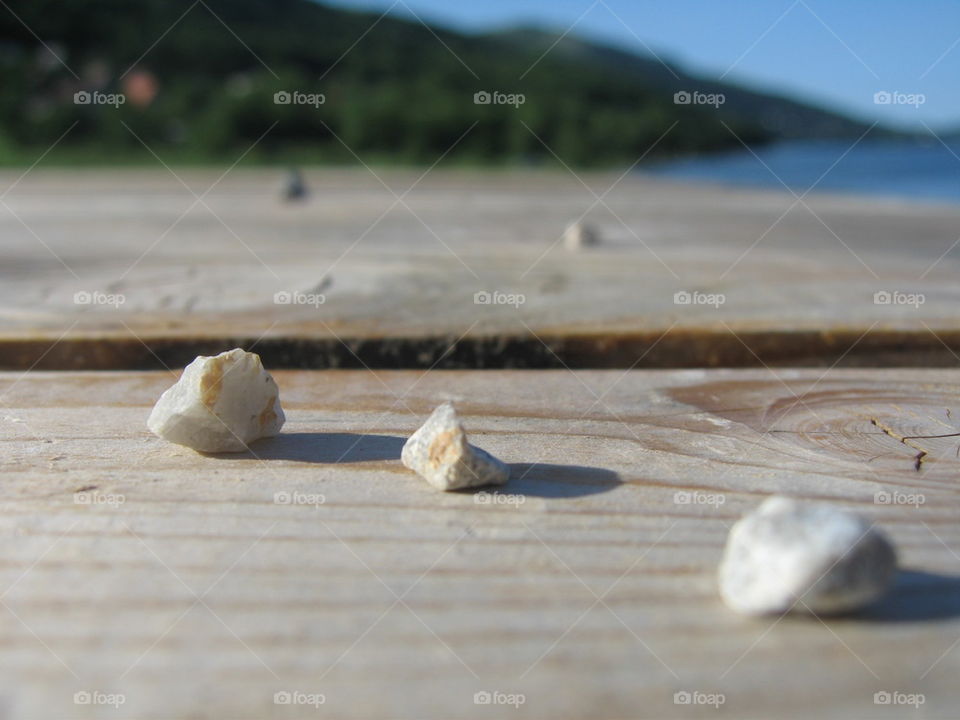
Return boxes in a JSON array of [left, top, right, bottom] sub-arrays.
[[1, 368, 959, 718], [3, 169, 960, 368]]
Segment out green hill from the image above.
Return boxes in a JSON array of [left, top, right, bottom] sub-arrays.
[[0, 0, 888, 166]]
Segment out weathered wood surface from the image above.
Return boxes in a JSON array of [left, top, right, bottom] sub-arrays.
[[1, 368, 959, 718], [3, 170, 960, 368]]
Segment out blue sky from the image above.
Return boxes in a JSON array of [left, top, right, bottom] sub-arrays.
[[327, 0, 960, 132]]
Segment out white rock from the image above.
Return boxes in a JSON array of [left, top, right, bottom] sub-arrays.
[[718, 496, 896, 616], [148, 348, 285, 453], [563, 221, 599, 250], [401, 402, 509, 491]]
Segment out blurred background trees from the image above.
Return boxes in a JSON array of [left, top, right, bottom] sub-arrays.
[[0, 0, 879, 166]]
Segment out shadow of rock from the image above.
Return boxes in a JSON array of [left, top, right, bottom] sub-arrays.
[[206, 438, 622, 499], [500, 463, 622, 498], [211, 433, 405, 463], [859, 569, 960, 622]]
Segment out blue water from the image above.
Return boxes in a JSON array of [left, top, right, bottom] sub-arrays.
[[643, 139, 960, 204]]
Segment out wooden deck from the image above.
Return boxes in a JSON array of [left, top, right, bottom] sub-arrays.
[[3, 170, 960, 369], [1, 368, 958, 718], [3, 169, 959, 718]]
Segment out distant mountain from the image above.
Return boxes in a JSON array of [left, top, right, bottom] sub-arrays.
[[0, 0, 893, 166], [484, 27, 886, 140], [938, 127, 960, 141]]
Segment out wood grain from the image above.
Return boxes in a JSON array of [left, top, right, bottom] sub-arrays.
[[3, 169, 960, 368], [1, 368, 959, 718]]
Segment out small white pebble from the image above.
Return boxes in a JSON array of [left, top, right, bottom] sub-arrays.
[[147, 348, 285, 453], [401, 402, 509, 491], [718, 496, 896, 615], [563, 221, 600, 251]]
